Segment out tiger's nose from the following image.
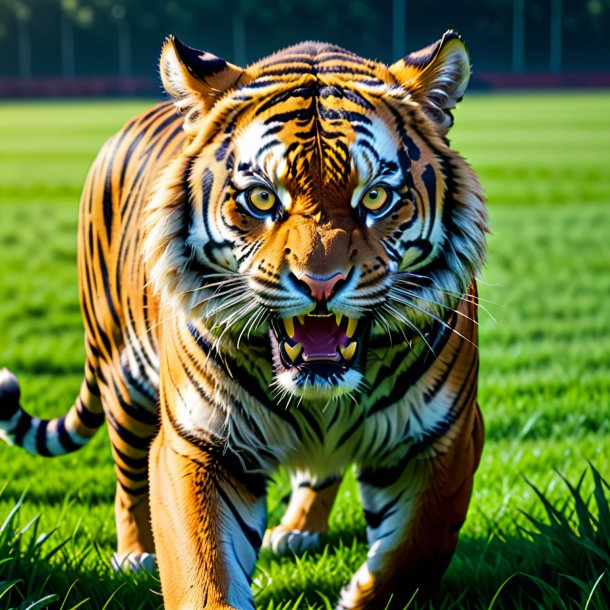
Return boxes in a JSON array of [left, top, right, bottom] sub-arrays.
[[297, 272, 347, 302]]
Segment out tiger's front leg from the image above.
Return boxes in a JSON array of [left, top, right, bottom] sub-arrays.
[[264, 471, 342, 555], [338, 404, 484, 610], [149, 421, 267, 609]]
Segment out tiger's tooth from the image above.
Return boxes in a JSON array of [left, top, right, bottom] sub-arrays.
[[284, 342, 303, 362], [340, 341, 357, 361], [346, 318, 358, 338], [335, 313, 343, 326], [283, 317, 295, 338], [297, 314, 305, 325]]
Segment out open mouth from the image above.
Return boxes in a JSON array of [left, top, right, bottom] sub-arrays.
[[269, 313, 370, 396]]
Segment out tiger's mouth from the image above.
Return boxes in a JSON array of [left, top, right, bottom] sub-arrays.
[[269, 313, 370, 399]]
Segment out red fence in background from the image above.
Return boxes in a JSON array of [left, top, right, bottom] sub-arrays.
[[1, 73, 610, 97], [0, 76, 160, 98], [471, 72, 610, 89]]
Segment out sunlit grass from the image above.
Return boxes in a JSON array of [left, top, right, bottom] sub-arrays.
[[1, 92, 610, 608]]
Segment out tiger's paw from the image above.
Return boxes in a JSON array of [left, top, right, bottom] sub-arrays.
[[111, 551, 156, 573], [335, 564, 376, 610], [263, 525, 321, 556]]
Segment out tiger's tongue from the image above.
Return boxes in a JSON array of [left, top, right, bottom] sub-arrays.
[[293, 317, 350, 360]]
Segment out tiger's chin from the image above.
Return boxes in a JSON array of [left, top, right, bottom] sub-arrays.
[[269, 314, 369, 401]]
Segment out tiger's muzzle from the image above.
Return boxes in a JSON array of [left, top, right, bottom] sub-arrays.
[[268, 269, 371, 398]]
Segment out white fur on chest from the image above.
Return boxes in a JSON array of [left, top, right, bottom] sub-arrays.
[[173, 353, 456, 478]]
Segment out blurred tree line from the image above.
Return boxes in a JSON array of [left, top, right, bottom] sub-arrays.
[[0, 0, 609, 78]]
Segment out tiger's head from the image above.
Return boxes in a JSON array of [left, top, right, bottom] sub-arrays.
[[144, 32, 488, 402]]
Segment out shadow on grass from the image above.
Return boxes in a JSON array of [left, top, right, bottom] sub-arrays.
[[2, 466, 609, 610], [255, 465, 610, 610], [0, 491, 161, 610]]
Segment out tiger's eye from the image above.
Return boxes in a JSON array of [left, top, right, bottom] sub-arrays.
[[247, 186, 277, 212], [361, 186, 389, 212]]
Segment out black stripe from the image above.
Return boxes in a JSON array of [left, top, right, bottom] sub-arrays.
[[155, 123, 184, 160], [318, 65, 377, 77], [340, 88, 376, 111], [187, 323, 285, 420], [298, 476, 341, 492], [76, 397, 105, 428], [213, 479, 263, 551], [118, 123, 145, 191], [356, 138, 381, 161], [97, 237, 121, 329], [264, 108, 311, 125], [336, 413, 365, 448], [57, 417, 83, 453], [421, 164, 437, 240], [236, 79, 278, 91], [116, 461, 148, 482], [200, 166, 215, 244], [259, 66, 316, 76], [215, 136, 232, 161], [400, 238, 433, 268], [358, 451, 410, 489], [423, 338, 462, 403], [102, 160, 114, 242], [262, 53, 317, 66], [383, 100, 421, 161], [317, 52, 365, 63], [367, 317, 455, 415], [106, 409, 153, 451], [35, 420, 53, 456], [401, 360, 479, 461], [117, 478, 148, 496], [122, 357, 158, 406], [112, 377, 157, 426], [0, 379, 21, 419], [298, 408, 325, 444], [84, 263, 114, 359], [113, 444, 149, 470], [85, 376, 101, 397], [363, 493, 402, 529], [118, 103, 173, 189], [12, 412, 32, 447], [126, 298, 157, 375]]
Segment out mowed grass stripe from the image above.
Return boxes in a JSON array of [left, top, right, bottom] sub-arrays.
[[0, 93, 609, 608], [453, 91, 610, 205]]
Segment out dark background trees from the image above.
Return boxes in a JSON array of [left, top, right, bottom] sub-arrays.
[[0, 0, 609, 78]]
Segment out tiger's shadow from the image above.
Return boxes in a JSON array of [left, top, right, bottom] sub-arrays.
[[254, 527, 604, 610]]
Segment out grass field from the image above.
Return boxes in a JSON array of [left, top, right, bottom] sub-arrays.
[[1, 92, 610, 609]]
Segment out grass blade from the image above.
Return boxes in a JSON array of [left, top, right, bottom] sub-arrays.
[[24, 594, 60, 609], [583, 570, 607, 610]]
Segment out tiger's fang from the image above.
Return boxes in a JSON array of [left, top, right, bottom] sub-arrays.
[[284, 342, 303, 362], [339, 342, 357, 361], [346, 318, 358, 338]]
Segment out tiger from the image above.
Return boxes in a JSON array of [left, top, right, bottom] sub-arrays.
[[0, 30, 487, 609]]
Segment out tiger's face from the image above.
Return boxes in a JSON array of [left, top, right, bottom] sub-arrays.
[[145, 35, 488, 401]]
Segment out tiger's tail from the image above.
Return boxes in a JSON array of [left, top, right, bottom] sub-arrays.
[[0, 367, 104, 456]]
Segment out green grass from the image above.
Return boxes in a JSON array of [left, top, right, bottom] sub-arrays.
[[1, 92, 610, 608]]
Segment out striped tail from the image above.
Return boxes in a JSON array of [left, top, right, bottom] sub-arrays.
[[0, 367, 104, 456]]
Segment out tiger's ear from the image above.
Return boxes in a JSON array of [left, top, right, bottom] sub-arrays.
[[160, 36, 245, 127], [390, 30, 470, 135]]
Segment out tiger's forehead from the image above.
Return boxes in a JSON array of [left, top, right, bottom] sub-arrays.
[[250, 40, 391, 83], [231, 80, 406, 196], [223, 41, 435, 204], [235, 114, 401, 184]]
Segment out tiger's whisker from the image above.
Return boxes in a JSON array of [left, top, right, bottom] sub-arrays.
[[389, 295, 477, 350], [390, 287, 480, 327], [381, 303, 434, 354]]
